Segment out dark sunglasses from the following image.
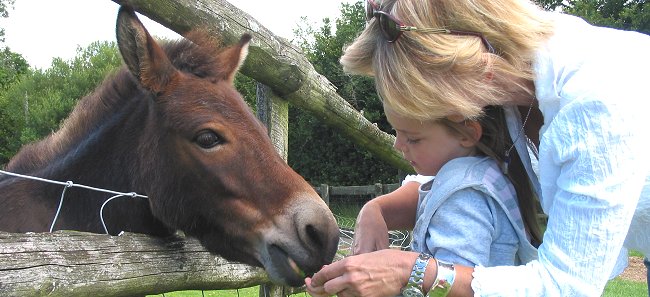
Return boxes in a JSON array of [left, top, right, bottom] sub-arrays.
[[366, 0, 495, 53]]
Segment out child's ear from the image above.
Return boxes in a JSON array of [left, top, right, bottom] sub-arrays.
[[460, 121, 482, 147]]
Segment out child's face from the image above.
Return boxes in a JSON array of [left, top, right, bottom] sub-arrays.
[[386, 110, 476, 176]]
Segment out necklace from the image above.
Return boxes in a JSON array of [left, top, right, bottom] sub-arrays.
[[501, 99, 534, 174]]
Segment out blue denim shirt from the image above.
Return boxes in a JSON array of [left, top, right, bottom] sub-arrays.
[[410, 156, 538, 267]]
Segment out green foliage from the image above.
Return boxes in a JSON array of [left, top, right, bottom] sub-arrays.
[[0, 0, 13, 18], [289, 1, 399, 185], [0, 0, 15, 43], [0, 48, 28, 164], [0, 41, 122, 164], [534, 0, 649, 35], [0, 47, 27, 90], [233, 73, 258, 111]]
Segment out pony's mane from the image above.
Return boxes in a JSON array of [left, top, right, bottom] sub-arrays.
[[7, 31, 225, 173]]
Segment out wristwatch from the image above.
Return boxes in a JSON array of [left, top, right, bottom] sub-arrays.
[[401, 253, 431, 297]]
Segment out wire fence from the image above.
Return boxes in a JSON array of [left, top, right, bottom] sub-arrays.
[[336, 213, 412, 255]]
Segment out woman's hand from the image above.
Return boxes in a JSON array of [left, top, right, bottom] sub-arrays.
[[352, 201, 390, 255], [305, 249, 417, 297]]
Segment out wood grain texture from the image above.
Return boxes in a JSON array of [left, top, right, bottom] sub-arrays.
[[0, 231, 269, 297]]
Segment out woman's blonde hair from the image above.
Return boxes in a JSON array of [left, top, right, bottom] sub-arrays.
[[341, 0, 554, 121]]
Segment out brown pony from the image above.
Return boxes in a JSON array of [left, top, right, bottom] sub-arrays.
[[0, 6, 339, 286]]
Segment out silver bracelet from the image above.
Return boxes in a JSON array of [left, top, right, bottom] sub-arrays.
[[401, 253, 432, 297], [426, 259, 455, 297]]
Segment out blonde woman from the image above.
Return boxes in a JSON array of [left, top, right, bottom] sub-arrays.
[[305, 0, 650, 296]]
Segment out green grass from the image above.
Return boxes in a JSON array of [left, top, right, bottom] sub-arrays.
[[329, 200, 362, 229], [629, 250, 645, 258], [147, 287, 308, 297], [149, 280, 648, 297], [603, 278, 647, 296]]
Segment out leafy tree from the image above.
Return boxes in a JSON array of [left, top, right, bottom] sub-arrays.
[[0, 47, 27, 91], [0, 41, 123, 163], [0, 47, 28, 165], [0, 0, 15, 43], [289, 1, 399, 185], [234, 73, 258, 110], [0, 0, 22, 94], [534, 0, 649, 35]]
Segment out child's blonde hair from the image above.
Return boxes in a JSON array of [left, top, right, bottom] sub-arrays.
[[341, 0, 554, 120]]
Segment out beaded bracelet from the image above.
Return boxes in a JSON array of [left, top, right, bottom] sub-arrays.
[[426, 259, 455, 297]]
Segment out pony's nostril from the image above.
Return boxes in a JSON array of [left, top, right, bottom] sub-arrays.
[[305, 224, 324, 249], [292, 198, 339, 266]]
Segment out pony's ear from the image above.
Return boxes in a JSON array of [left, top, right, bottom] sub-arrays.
[[116, 6, 176, 93], [214, 34, 251, 84]]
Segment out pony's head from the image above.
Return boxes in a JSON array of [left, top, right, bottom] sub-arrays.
[[115, 6, 339, 286]]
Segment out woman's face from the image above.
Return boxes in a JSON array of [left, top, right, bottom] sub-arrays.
[[386, 109, 475, 176]]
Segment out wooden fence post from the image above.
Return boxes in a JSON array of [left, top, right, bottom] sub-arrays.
[[320, 184, 330, 206], [256, 82, 293, 297], [256, 83, 289, 161], [373, 183, 383, 198]]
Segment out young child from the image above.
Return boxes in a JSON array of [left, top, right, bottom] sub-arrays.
[[351, 105, 541, 268]]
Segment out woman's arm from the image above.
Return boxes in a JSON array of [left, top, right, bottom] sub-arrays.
[[305, 249, 476, 297]]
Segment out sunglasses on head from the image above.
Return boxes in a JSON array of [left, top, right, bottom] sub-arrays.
[[366, 0, 495, 53]]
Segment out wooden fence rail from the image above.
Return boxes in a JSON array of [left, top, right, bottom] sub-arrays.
[[0, 231, 271, 297], [0, 183, 402, 297], [315, 183, 401, 205]]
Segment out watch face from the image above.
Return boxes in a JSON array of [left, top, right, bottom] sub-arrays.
[[401, 286, 424, 297]]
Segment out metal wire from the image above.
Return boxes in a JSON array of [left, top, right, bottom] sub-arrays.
[[0, 169, 147, 234]]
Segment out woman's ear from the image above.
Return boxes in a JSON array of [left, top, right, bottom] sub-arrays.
[[485, 71, 494, 81], [460, 120, 482, 147], [482, 53, 495, 81]]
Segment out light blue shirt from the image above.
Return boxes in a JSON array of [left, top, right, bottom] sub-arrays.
[[410, 157, 537, 267], [472, 12, 650, 296]]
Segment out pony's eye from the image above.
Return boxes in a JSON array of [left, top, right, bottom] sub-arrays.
[[194, 130, 223, 149]]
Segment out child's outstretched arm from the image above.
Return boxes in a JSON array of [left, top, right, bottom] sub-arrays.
[[352, 181, 421, 255]]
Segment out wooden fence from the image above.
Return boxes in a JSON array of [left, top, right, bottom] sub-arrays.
[[315, 183, 401, 206], [0, 231, 271, 297], [0, 183, 403, 297], [0, 0, 414, 296]]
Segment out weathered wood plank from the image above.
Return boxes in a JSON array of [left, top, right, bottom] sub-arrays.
[[110, 0, 413, 173], [330, 185, 378, 196], [329, 184, 400, 197], [0, 231, 269, 297], [257, 83, 289, 161]]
